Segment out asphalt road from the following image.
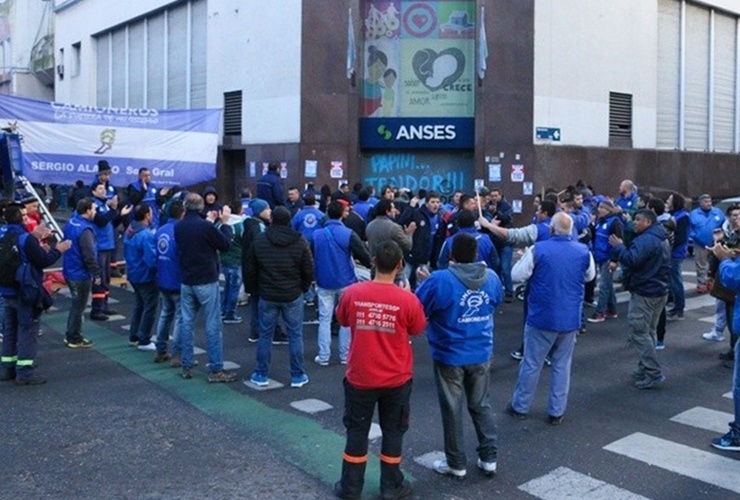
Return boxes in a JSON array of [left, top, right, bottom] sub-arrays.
[[2, 265, 738, 499]]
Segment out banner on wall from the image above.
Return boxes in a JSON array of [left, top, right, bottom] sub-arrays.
[[0, 94, 222, 187], [361, 0, 476, 120]]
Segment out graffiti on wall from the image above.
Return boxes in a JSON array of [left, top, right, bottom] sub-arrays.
[[360, 152, 472, 201]]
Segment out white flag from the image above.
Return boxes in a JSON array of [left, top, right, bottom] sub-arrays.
[[477, 6, 488, 80], [347, 8, 356, 79]]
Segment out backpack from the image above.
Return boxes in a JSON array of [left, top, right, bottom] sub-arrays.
[[0, 230, 21, 287]]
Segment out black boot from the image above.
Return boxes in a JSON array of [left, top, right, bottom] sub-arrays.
[[335, 460, 365, 499]]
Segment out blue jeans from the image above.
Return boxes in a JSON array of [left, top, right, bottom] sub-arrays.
[[595, 261, 617, 315], [511, 324, 577, 418], [130, 281, 158, 345], [254, 296, 305, 377], [180, 282, 224, 372], [498, 245, 513, 296], [317, 287, 351, 363], [669, 257, 685, 314], [220, 264, 242, 318], [66, 279, 91, 341], [714, 299, 728, 334], [433, 360, 498, 470], [732, 336, 740, 434], [155, 290, 181, 356]]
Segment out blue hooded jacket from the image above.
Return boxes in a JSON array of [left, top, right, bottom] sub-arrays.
[[611, 223, 671, 297], [123, 221, 157, 284]]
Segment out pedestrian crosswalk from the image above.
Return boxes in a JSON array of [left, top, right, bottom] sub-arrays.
[[516, 392, 739, 498]]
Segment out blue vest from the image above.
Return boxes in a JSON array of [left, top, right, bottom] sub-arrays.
[[527, 236, 590, 332], [155, 221, 182, 292], [93, 197, 116, 251], [312, 220, 356, 289], [536, 218, 552, 241], [63, 214, 97, 281], [672, 209, 689, 259], [594, 216, 618, 264], [292, 207, 324, 242], [133, 180, 160, 228]]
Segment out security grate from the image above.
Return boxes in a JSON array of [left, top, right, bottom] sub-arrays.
[[609, 91, 632, 139], [223, 90, 242, 136]]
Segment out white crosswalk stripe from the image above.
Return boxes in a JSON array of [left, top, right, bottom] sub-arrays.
[[669, 407, 734, 434], [603, 432, 740, 494], [518, 466, 650, 500]]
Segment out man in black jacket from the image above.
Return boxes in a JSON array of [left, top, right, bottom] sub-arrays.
[[246, 206, 314, 388], [398, 191, 447, 290]]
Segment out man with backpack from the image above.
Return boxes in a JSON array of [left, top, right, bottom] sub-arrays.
[[0, 203, 71, 385]]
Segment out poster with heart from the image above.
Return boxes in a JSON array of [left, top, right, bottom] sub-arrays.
[[363, 0, 476, 119]]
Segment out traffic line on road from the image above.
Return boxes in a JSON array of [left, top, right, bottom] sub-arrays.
[[724, 392, 732, 399], [603, 432, 740, 494], [290, 398, 333, 414], [39, 311, 411, 497], [517, 466, 649, 500], [669, 407, 734, 434]]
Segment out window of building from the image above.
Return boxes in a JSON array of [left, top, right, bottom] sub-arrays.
[[71, 42, 81, 77], [94, 0, 206, 109], [609, 91, 632, 148], [223, 91, 242, 136]]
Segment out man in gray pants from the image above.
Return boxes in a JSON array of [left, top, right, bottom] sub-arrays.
[[609, 209, 671, 389]]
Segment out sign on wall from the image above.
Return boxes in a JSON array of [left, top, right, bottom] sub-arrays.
[[0, 94, 221, 187]]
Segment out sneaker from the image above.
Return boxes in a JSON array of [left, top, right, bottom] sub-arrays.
[[128, 339, 138, 347], [631, 370, 647, 381], [605, 311, 619, 319], [273, 332, 289, 345], [89, 312, 109, 321], [476, 458, 497, 475], [181, 368, 192, 379], [223, 315, 243, 324], [170, 356, 182, 368], [290, 373, 309, 388], [247, 331, 259, 343], [505, 402, 527, 420], [711, 430, 740, 451], [655, 341, 665, 351], [15, 375, 47, 386], [137, 342, 156, 352], [380, 479, 413, 500], [102, 309, 118, 316], [314, 355, 329, 367], [333, 481, 360, 500], [432, 458, 466, 478], [548, 414, 564, 426], [510, 350, 523, 361], [587, 313, 605, 323], [249, 372, 269, 387], [208, 370, 238, 383], [65, 337, 93, 349], [666, 310, 685, 321], [696, 284, 707, 294], [340, 358, 348, 365], [153, 352, 171, 363], [0, 368, 16, 381], [703, 331, 726, 342], [635, 374, 666, 389]]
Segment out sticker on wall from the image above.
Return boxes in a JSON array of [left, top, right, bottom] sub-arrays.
[[330, 161, 344, 179], [262, 162, 269, 176], [512, 199, 522, 214], [488, 164, 501, 182], [523, 182, 533, 196], [249, 161, 256, 178], [280, 162, 288, 179], [499, 151, 505, 158], [304, 160, 317, 178], [511, 164, 524, 182], [515, 153, 521, 161]]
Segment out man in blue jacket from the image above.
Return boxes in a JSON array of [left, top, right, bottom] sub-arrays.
[[710, 242, 740, 451], [610, 209, 671, 389], [506, 213, 594, 423], [153, 201, 185, 364], [62, 197, 100, 349], [416, 232, 503, 479], [312, 201, 371, 366], [691, 194, 725, 294], [666, 192, 690, 320], [437, 209, 498, 270], [588, 200, 623, 323], [0, 203, 71, 385], [256, 162, 285, 209], [123, 204, 158, 351], [398, 191, 447, 290], [126, 167, 169, 229]]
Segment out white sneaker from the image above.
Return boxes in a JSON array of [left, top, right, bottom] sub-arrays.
[[477, 458, 497, 475], [702, 331, 725, 342], [137, 342, 156, 351], [432, 458, 466, 478]]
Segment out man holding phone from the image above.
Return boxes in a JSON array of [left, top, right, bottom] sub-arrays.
[[690, 194, 726, 293]]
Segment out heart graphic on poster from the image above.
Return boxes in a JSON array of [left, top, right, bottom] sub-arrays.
[[412, 48, 466, 91], [412, 14, 427, 29]]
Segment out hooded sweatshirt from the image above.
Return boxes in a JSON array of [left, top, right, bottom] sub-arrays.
[[246, 224, 314, 302], [201, 186, 222, 216], [416, 262, 503, 366], [123, 220, 157, 284]]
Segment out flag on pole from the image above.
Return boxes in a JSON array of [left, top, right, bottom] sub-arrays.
[[477, 6, 488, 80], [347, 8, 356, 79]]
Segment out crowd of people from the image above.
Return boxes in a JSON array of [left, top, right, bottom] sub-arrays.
[[0, 161, 738, 499]]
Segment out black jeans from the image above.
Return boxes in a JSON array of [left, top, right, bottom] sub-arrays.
[[340, 378, 412, 496]]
